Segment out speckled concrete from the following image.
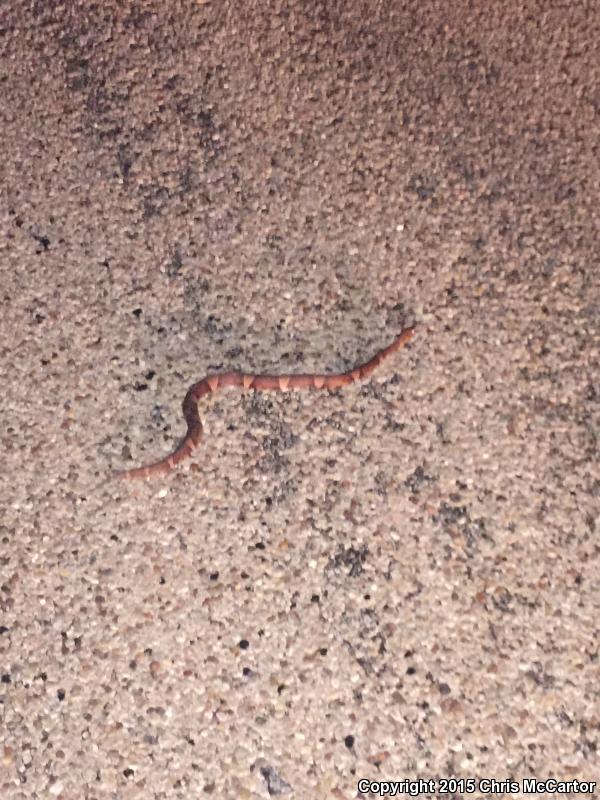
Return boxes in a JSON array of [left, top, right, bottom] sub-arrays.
[[1, 1, 599, 798]]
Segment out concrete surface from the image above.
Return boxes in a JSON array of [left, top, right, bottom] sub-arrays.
[[1, 1, 598, 798]]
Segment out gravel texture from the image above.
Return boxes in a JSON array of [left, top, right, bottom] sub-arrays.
[[1, 1, 599, 798]]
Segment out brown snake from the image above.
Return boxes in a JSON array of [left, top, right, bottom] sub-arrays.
[[118, 326, 415, 479]]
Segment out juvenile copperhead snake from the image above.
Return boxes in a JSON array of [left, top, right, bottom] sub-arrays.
[[118, 326, 415, 479]]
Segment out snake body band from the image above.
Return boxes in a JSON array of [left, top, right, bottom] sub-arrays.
[[118, 326, 415, 479]]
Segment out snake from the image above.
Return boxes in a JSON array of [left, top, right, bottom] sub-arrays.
[[118, 326, 415, 479]]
